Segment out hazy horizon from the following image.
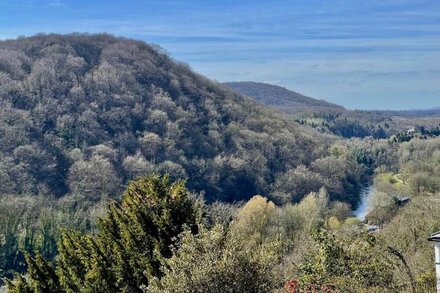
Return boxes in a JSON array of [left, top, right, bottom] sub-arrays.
[[222, 81, 440, 112], [1, 0, 440, 110]]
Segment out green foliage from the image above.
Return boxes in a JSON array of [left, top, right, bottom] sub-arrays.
[[149, 193, 332, 293], [273, 151, 364, 206], [297, 229, 397, 292], [11, 254, 61, 293], [149, 225, 283, 293], [7, 175, 201, 292], [378, 195, 440, 289], [0, 195, 101, 285], [399, 137, 440, 196], [392, 124, 440, 142], [231, 195, 276, 243]]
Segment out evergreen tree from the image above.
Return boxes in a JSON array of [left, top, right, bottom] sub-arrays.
[[6, 253, 61, 293], [7, 175, 201, 292]]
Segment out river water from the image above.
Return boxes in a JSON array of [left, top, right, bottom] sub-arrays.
[[352, 183, 375, 221]]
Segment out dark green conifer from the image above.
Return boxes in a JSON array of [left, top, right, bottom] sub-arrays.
[[7, 175, 201, 292]]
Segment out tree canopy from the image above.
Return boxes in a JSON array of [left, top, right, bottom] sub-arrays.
[[7, 175, 201, 292]]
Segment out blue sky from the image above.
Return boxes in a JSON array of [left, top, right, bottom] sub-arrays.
[[1, 0, 440, 110]]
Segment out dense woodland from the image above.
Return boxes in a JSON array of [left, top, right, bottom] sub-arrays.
[[1, 34, 440, 292], [295, 111, 440, 140], [0, 33, 369, 204]]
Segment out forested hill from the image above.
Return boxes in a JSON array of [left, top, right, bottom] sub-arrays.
[[224, 81, 440, 139], [223, 81, 345, 114], [0, 33, 366, 204], [224, 81, 440, 118]]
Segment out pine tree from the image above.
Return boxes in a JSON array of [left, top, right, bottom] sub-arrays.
[[7, 175, 201, 292], [6, 253, 62, 293]]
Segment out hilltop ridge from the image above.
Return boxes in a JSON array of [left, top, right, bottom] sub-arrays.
[[223, 81, 345, 114]]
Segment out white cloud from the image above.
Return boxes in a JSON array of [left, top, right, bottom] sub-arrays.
[[48, 0, 66, 7]]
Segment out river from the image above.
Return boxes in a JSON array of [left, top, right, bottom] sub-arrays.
[[352, 183, 375, 221]]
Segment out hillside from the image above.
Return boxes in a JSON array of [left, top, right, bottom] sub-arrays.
[[0, 33, 367, 204], [224, 82, 440, 139], [223, 81, 345, 114]]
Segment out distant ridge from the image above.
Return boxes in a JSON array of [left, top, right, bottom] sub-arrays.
[[223, 81, 345, 114], [223, 81, 440, 139], [378, 108, 440, 118], [223, 82, 440, 118]]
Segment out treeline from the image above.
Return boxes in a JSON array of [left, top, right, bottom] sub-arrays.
[[368, 137, 440, 226], [295, 111, 392, 139], [6, 175, 435, 292], [295, 111, 440, 140], [356, 137, 440, 292], [0, 195, 106, 282], [0, 135, 396, 285], [392, 124, 440, 142], [1, 127, 437, 291]]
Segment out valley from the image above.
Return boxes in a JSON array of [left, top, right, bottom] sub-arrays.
[[0, 34, 439, 292]]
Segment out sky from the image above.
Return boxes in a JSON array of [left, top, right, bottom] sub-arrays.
[[0, 0, 440, 110]]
